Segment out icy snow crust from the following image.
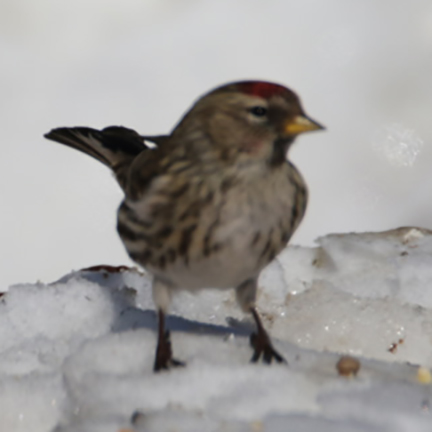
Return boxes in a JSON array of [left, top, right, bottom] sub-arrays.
[[2, 228, 432, 432]]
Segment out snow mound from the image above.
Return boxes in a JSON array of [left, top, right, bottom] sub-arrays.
[[2, 228, 432, 432]]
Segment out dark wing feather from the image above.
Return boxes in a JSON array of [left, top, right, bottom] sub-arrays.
[[44, 125, 157, 191], [44, 126, 146, 167]]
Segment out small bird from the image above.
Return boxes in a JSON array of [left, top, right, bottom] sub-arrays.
[[45, 81, 324, 371]]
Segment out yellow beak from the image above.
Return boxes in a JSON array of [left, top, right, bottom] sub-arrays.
[[285, 115, 325, 135]]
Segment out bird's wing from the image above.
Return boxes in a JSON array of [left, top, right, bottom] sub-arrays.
[[44, 126, 147, 167], [44, 126, 161, 191]]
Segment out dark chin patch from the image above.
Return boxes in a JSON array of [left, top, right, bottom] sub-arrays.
[[269, 138, 294, 166]]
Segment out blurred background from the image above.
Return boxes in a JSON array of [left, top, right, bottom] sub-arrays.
[[1, 0, 431, 289]]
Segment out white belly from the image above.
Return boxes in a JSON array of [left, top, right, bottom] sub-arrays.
[[149, 169, 299, 291]]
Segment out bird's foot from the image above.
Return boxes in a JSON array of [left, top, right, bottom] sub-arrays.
[[153, 330, 185, 372], [250, 328, 286, 364]]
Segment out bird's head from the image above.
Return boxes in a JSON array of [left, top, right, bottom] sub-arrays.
[[172, 80, 324, 166]]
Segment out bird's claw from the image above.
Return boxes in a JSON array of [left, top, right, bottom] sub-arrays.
[[250, 331, 286, 364]]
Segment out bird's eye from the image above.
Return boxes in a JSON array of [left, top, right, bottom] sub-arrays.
[[249, 106, 268, 117]]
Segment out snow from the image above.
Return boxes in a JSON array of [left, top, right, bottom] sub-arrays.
[[371, 123, 424, 167], [2, 228, 432, 431]]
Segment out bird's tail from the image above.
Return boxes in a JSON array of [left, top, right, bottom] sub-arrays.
[[44, 126, 147, 189]]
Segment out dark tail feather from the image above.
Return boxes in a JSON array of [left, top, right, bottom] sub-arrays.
[[44, 126, 149, 189], [44, 126, 147, 167]]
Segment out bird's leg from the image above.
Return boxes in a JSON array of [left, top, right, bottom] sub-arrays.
[[153, 309, 185, 372], [249, 307, 286, 364], [236, 279, 286, 364]]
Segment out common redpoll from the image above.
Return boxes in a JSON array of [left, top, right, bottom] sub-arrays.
[[45, 81, 324, 371]]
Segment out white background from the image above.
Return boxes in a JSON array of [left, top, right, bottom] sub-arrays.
[[2, 0, 432, 289]]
